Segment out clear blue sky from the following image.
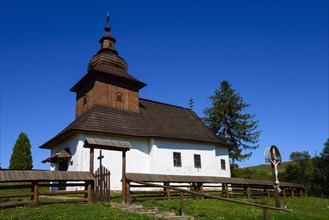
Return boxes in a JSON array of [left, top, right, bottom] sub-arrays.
[[1, 0, 328, 170]]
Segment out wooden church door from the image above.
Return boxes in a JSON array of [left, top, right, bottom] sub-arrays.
[[58, 158, 69, 190]]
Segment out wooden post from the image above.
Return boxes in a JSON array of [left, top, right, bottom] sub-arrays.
[[225, 185, 229, 198], [267, 188, 270, 198], [164, 182, 171, 200], [300, 189, 303, 197], [87, 180, 93, 204], [291, 188, 294, 198], [32, 181, 39, 207], [126, 181, 131, 204], [84, 182, 88, 199], [89, 147, 94, 174], [246, 186, 251, 199], [122, 151, 127, 204], [179, 192, 184, 216], [200, 183, 204, 194], [167, 182, 171, 200], [263, 208, 268, 220], [283, 188, 286, 200]]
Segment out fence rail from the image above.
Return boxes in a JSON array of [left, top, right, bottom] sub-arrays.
[[128, 180, 292, 220], [0, 170, 94, 208]]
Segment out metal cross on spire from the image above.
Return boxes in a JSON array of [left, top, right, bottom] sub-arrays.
[[104, 12, 111, 33], [106, 12, 110, 26]]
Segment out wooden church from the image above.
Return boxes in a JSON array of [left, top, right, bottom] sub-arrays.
[[40, 16, 231, 190]]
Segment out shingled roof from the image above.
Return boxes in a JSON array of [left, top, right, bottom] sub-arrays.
[[40, 98, 228, 149]]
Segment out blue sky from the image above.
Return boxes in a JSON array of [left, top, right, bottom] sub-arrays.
[[1, 0, 328, 169]]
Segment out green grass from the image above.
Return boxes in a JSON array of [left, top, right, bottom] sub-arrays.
[[0, 203, 160, 220], [242, 162, 292, 174], [239, 162, 293, 180], [140, 197, 329, 220], [0, 196, 328, 219], [2, 184, 328, 220]]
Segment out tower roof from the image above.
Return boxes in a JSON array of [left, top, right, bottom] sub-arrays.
[[88, 13, 128, 72], [71, 14, 146, 93]]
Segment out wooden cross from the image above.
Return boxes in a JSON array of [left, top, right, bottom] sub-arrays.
[[98, 150, 104, 168], [270, 147, 281, 208]]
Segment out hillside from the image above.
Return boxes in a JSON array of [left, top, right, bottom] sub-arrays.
[[238, 161, 293, 180]]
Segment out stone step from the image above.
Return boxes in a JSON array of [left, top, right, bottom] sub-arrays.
[[110, 203, 193, 220], [136, 211, 159, 216], [110, 203, 143, 209], [164, 216, 194, 220], [122, 207, 159, 212], [157, 211, 177, 217]]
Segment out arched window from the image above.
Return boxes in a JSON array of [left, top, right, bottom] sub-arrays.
[[116, 92, 123, 102]]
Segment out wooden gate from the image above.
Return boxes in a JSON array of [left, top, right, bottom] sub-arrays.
[[93, 165, 111, 202]]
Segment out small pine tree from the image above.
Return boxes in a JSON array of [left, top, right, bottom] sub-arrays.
[[9, 132, 33, 170]]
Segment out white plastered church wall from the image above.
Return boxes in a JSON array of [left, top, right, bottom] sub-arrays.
[[50, 134, 230, 190]]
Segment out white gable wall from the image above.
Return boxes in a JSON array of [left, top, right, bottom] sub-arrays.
[[49, 134, 230, 190]]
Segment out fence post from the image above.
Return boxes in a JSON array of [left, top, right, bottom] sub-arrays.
[[263, 208, 268, 220], [225, 185, 229, 198], [87, 180, 93, 204], [179, 192, 184, 216], [200, 183, 204, 194], [291, 188, 294, 198], [267, 188, 270, 198], [126, 181, 131, 204], [244, 185, 251, 199], [164, 182, 171, 200], [32, 181, 39, 207]]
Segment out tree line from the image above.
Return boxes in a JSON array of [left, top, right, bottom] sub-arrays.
[[280, 139, 329, 197]]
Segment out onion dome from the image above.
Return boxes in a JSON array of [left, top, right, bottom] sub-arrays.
[[87, 13, 128, 72]]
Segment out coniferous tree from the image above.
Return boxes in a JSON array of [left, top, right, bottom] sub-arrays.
[[9, 132, 33, 170], [203, 80, 260, 164]]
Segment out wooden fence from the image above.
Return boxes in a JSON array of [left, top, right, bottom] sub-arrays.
[[128, 183, 303, 201], [93, 165, 111, 202], [125, 173, 305, 202], [0, 170, 94, 208], [129, 180, 292, 220]]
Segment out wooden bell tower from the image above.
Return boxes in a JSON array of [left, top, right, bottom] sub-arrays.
[[70, 14, 146, 118]]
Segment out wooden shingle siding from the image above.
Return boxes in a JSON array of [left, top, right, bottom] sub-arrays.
[[41, 99, 228, 149], [84, 137, 132, 151], [76, 81, 139, 117]]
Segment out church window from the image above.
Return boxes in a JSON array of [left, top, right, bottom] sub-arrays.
[[116, 92, 123, 102], [221, 159, 226, 170], [173, 152, 181, 167], [194, 154, 201, 168]]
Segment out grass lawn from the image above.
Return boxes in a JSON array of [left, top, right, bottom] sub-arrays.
[[0, 203, 160, 220], [240, 162, 291, 176], [140, 197, 329, 220], [1, 188, 328, 220]]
